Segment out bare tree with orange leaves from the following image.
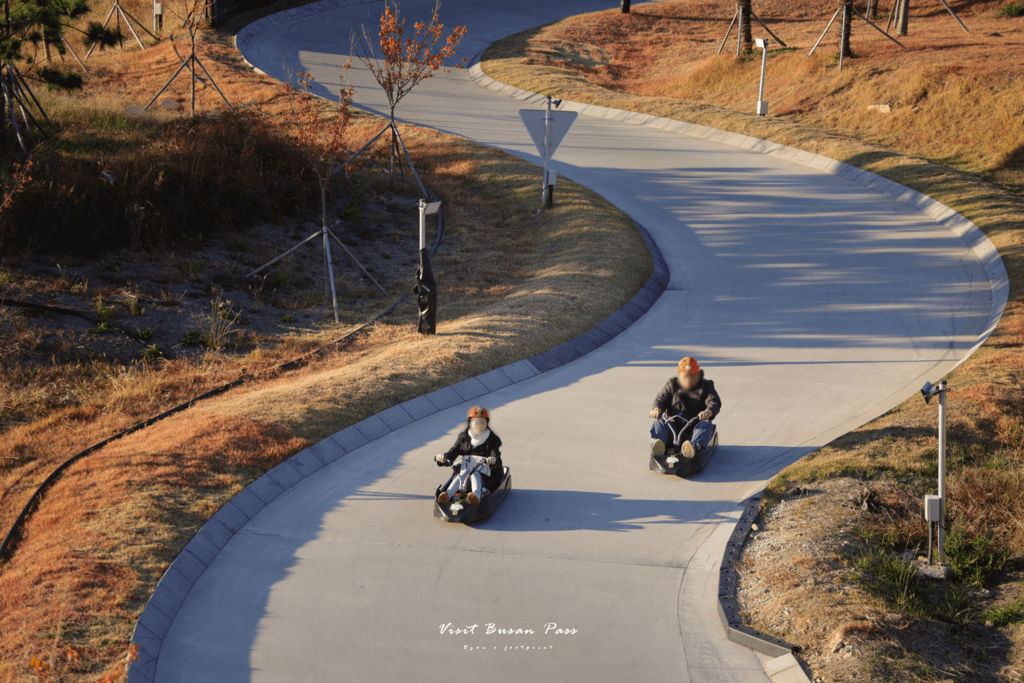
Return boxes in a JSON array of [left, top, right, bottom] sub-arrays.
[[351, 0, 466, 177]]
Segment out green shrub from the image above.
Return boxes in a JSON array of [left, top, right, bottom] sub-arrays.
[[999, 2, 1024, 16], [945, 524, 1011, 587]]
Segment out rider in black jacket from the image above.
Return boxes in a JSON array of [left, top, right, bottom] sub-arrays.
[[435, 406, 503, 503], [649, 357, 721, 457]]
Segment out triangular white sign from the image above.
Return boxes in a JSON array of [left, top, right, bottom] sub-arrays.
[[519, 109, 578, 162]]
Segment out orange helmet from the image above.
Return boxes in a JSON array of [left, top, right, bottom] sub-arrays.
[[677, 357, 701, 375], [467, 406, 490, 420]]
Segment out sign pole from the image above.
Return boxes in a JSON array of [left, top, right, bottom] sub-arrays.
[[519, 104, 577, 209], [937, 379, 947, 562], [415, 200, 441, 335], [419, 199, 426, 252], [543, 96, 552, 208]]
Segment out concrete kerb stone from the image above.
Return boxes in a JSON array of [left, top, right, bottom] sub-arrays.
[[717, 494, 802, 658], [195, 517, 233, 551], [154, 566, 194, 602], [424, 385, 463, 411], [499, 360, 540, 384], [763, 653, 813, 683], [168, 550, 206, 585], [182, 531, 220, 567], [146, 584, 182, 624], [332, 424, 370, 452], [353, 414, 391, 442], [137, 602, 173, 640], [477, 368, 514, 392], [402, 394, 443, 421], [287, 446, 327, 478], [451, 376, 489, 402], [248, 473, 285, 504], [267, 459, 303, 490], [377, 404, 416, 431]]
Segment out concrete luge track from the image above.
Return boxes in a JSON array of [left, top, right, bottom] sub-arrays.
[[131, 2, 1006, 681]]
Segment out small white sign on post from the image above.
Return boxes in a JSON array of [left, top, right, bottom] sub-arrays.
[[419, 199, 441, 251]]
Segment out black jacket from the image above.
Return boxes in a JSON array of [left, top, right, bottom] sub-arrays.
[[441, 429, 504, 492], [652, 371, 722, 421]]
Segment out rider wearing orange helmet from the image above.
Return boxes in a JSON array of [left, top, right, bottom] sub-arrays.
[[435, 406, 503, 504], [649, 356, 721, 458]]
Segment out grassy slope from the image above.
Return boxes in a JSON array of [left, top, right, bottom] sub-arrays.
[[0, 24, 652, 683], [479, 1, 1024, 681]]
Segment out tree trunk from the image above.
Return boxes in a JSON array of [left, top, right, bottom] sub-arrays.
[[621, 0, 630, 12], [189, 34, 196, 114], [841, 0, 853, 57], [738, 0, 752, 53], [389, 111, 397, 177], [896, 0, 909, 36]]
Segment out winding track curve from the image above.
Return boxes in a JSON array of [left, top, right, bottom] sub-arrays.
[[133, 1, 1006, 681]]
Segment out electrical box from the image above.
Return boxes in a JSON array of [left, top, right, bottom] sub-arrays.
[[755, 101, 768, 116], [924, 494, 942, 522], [546, 170, 558, 186]]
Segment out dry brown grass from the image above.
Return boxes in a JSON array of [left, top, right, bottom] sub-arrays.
[[0, 414, 307, 682]]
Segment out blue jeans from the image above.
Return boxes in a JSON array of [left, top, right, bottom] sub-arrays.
[[651, 415, 715, 449]]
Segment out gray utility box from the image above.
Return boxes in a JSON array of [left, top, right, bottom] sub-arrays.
[[924, 494, 942, 522]]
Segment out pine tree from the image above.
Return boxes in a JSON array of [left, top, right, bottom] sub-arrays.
[[0, 0, 121, 150]]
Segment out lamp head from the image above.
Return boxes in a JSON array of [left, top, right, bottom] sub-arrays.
[[552, 98, 563, 108], [921, 381, 941, 404]]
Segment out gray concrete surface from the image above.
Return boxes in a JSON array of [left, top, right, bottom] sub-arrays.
[[131, 1, 1006, 681]]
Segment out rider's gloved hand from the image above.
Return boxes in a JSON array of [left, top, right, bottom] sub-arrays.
[[486, 456, 496, 466], [649, 407, 661, 419], [435, 453, 447, 465], [699, 409, 713, 421]]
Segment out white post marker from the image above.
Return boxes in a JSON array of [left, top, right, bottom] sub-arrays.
[[921, 380, 948, 563], [754, 37, 769, 116], [419, 199, 441, 251], [519, 99, 577, 208]]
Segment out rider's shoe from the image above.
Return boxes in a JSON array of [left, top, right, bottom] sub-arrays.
[[438, 491, 450, 503], [680, 441, 695, 457], [467, 492, 480, 505], [651, 439, 666, 457]]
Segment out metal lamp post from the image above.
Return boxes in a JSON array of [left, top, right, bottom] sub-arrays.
[[754, 38, 769, 116], [416, 199, 441, 335], [921, 380, 947, 563]]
